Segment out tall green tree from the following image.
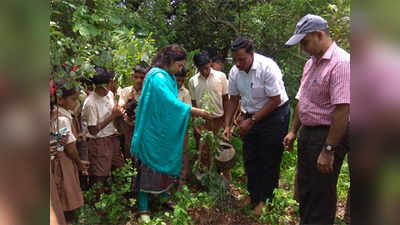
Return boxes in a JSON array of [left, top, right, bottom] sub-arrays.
[[134, 0, 350, 102], [50, 0, 156, 87]]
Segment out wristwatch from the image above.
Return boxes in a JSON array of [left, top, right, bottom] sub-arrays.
[[324, 144, 336, 152]]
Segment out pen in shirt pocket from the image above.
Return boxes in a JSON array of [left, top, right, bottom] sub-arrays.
[[250, 82, 253, 88]]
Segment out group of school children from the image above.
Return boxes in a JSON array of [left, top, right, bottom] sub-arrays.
[[49, 52, 226, 225]]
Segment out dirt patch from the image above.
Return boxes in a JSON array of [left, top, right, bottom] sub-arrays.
[[189, 207, 261, 225]]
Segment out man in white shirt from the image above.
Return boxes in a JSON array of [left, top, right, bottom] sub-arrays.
[[188, 51, 231, 181], [223, 37, 290, 215]]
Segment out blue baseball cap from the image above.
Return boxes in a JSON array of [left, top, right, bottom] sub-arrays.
[[285, 14, 329, 45]]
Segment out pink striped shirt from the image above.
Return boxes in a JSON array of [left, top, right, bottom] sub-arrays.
[[296, 42, 350, 126]]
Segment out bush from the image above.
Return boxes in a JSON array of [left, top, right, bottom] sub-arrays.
[[76, 159, 137, 225]]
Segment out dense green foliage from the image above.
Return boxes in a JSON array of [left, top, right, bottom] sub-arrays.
[[76, 159, 137, 224], [50, 0, 156, 88], [51, 0, 349, 98], [129, 0, 350, 103]]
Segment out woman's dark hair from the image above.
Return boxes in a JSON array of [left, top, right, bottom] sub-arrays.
[[231, 37, 254, 53], [175, 67, 187, 77], [193, 51, 210, 68], [133, 65, 147, 74], [151, 44, 187, 70]]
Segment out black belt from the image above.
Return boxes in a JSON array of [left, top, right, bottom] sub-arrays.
[[303, 122, 349, 130], [302, 125, 330, 130], [244, 101, 289, 118]]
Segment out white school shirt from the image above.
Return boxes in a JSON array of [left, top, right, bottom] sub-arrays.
[[188, 69, 228, 117], [50, 106, 76, 144], [81, 91, 117, 138], [178, 86, 192, 106]]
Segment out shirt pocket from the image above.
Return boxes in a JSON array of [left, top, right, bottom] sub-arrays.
[[251, 87, 265, 100], [309, 77, 327, 104], [212, 81, 223, 96]]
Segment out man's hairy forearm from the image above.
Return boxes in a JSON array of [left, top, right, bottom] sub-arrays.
[[326, 104, 350, 146], [253, 95, 281, 122], [224, 96, 239, 128], [289, 104, 302, 134]]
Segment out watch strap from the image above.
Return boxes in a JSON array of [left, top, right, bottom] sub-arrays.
[[324, 144, 336, 151]]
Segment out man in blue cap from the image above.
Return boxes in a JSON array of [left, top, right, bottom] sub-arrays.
[[284, 14, 350, 224]]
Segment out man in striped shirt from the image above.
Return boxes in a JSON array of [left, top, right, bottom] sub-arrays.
[[284, 14, 350, 224]]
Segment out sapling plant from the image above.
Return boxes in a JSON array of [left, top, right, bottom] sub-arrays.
[[191, 91, 234, 211]]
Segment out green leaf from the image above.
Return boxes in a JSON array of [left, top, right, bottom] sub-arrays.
[[75, 23, 99, 37], [328, 4, 338, 12], [62, 0, 77, 9], [91, 14, 101, 22], [141, 51, 150, 62], [87, 24, 99, 36], [52, 10, 63, 15], [109, 15, 122, 25]]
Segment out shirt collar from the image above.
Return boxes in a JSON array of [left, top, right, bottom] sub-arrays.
[[198, 69, 215, 80], [57, 106, 73, 119], [246, 53, 259, 72], [93, 91, 103, 99], [322, 42, 336, 60], [313, 42, 337, 64]]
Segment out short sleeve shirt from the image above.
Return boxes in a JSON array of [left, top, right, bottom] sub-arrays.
[[228, 53, 289, 113], [297, 42, 350, 126], [81, 91, 117, 138], [188, 69, 228, 117], [118, 86, 134, 106], [50, 107, 76, 144], [178, 86, 192, 106]]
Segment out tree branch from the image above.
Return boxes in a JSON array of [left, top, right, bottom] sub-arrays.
[[203, 10, 239, 36], [193, 0, 239, 36], [86, 0, 95, 13]]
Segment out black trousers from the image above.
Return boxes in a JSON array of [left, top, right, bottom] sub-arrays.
[[298, 125, 349, 225], [243, 103, 290, 203]]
